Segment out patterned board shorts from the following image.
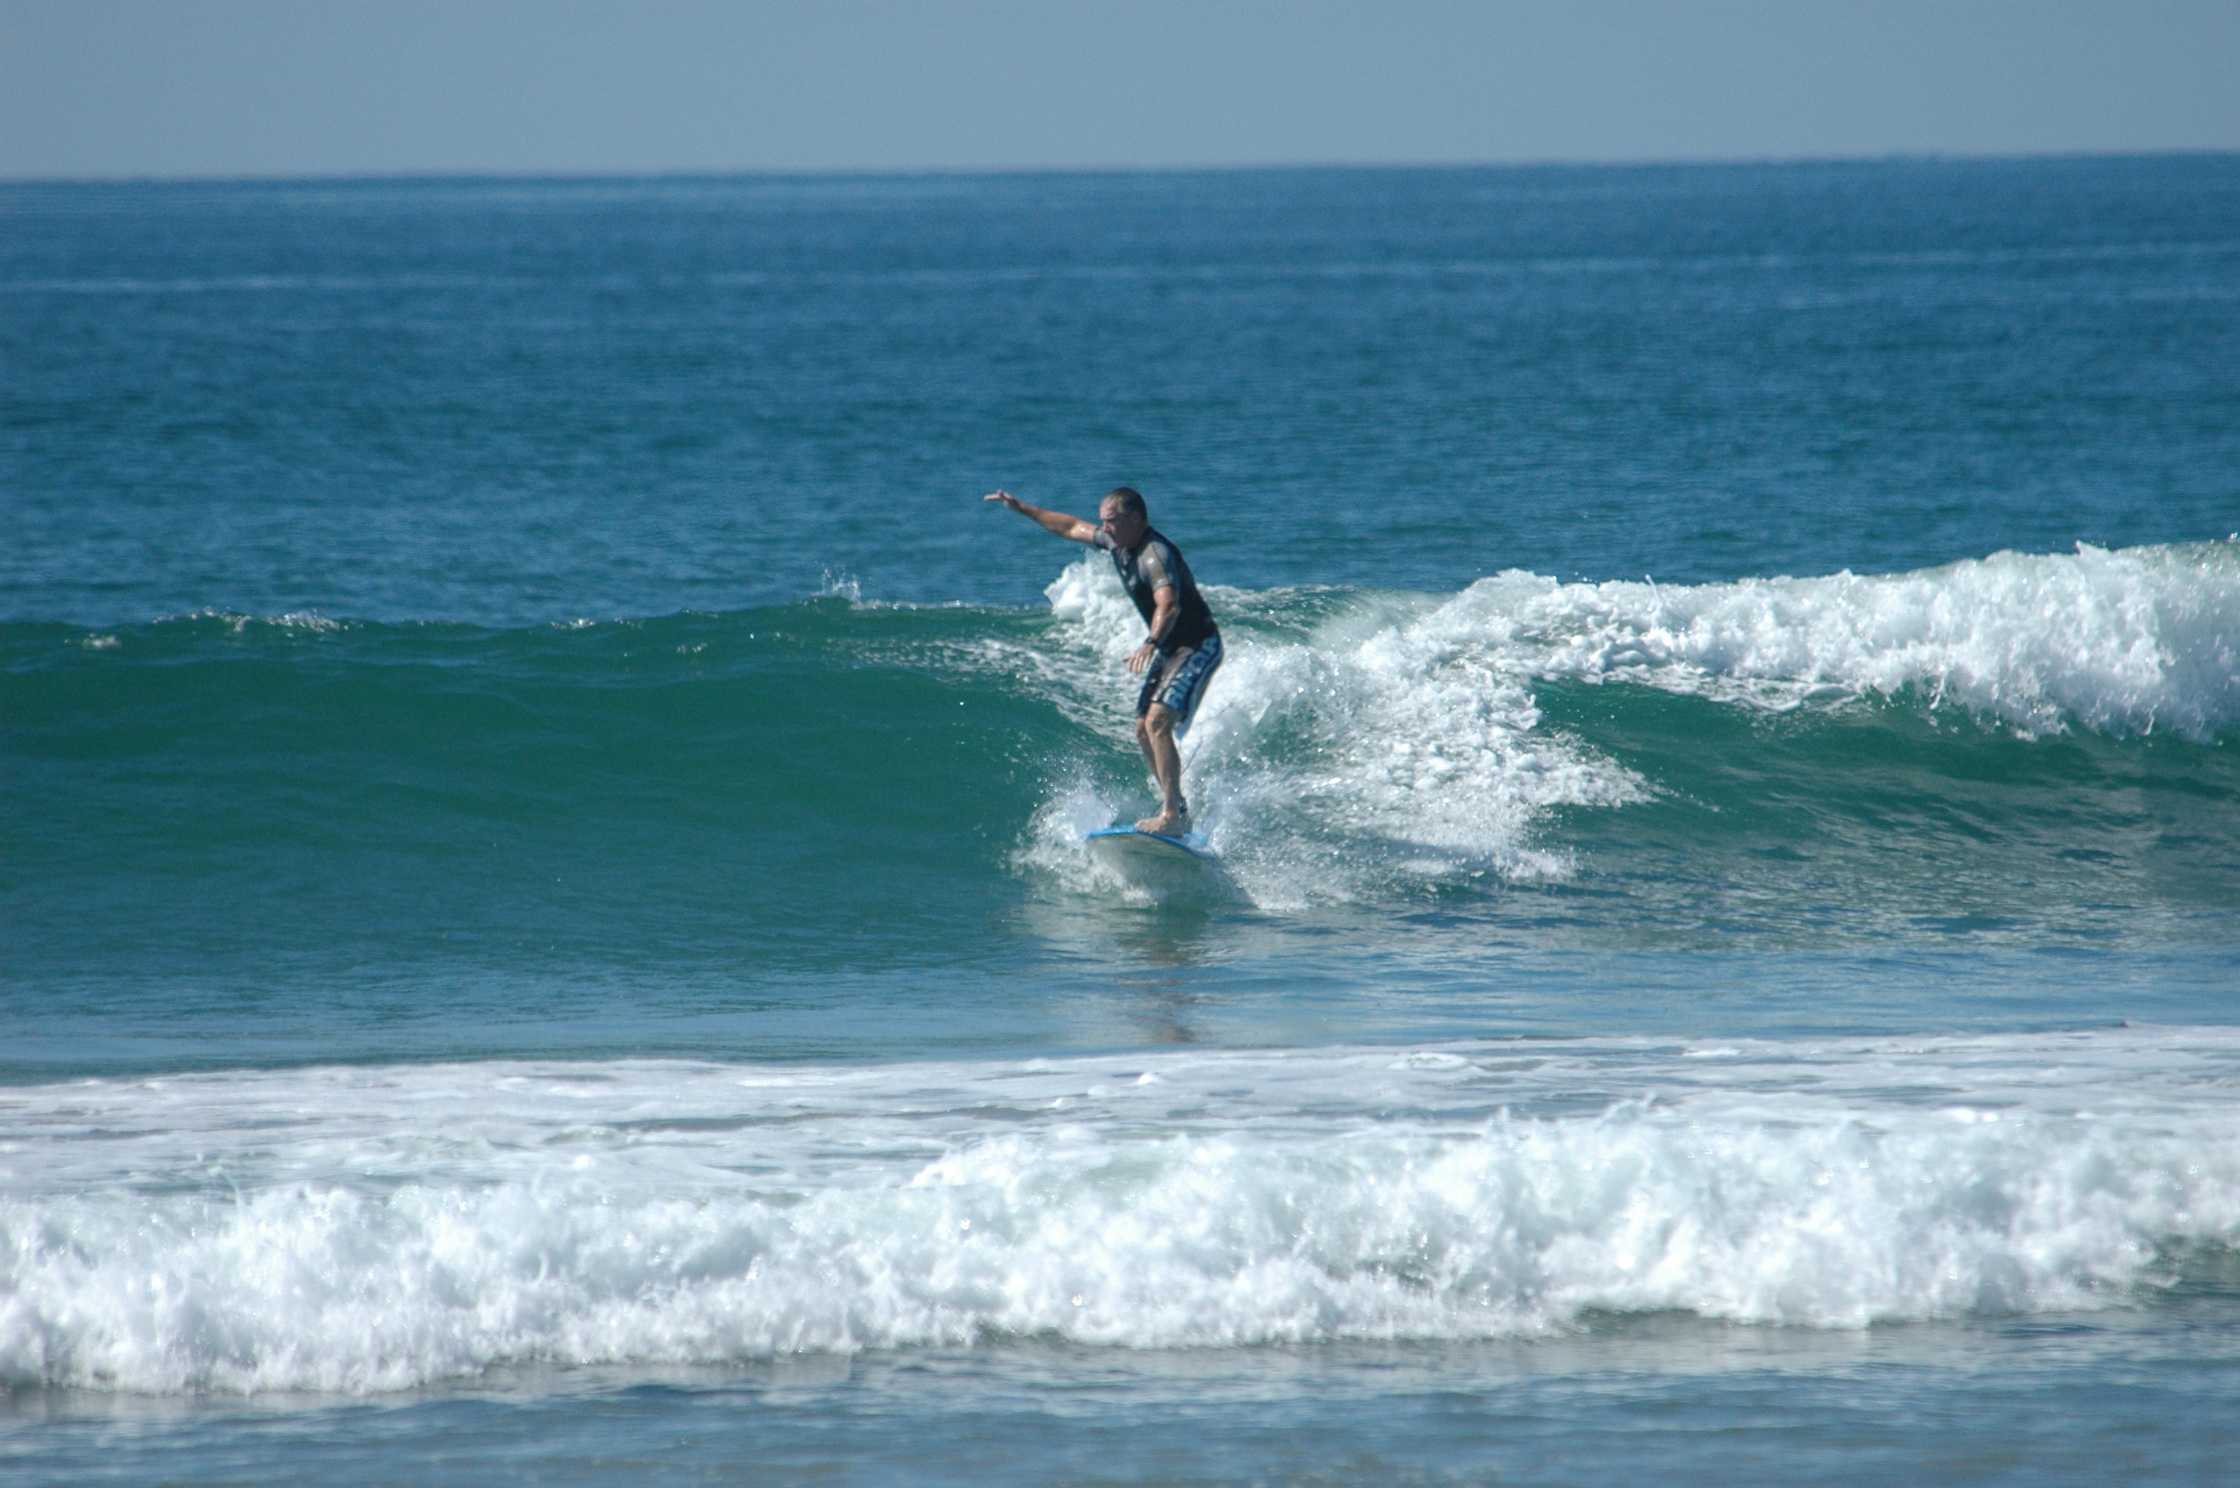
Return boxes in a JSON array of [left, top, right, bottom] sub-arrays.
[[1135, 632, 1224, 729]]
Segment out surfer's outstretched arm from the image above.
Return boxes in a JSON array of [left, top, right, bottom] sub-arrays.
[[985, 491, 1098, 543]]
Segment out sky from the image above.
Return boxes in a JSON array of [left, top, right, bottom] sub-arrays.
[[3, 0, 2238, 180]]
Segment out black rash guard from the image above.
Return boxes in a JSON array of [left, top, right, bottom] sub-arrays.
[[1094, 527, 1217, 650]]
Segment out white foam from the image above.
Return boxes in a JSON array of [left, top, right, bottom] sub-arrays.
[[6, 1030, 2238, 1393], [164, 608, 350, 635], [1013, 542, 2239, 902], [1460, 540, 2240, 739], [1039, 560, 1644, 901]]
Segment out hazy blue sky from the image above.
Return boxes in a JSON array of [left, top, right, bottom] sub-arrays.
[[5, 1, 2237, 179]]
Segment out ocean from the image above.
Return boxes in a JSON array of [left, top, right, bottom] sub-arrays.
[[4, 156, 2238, 1484]]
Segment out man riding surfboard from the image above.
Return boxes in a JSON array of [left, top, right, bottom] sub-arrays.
[[986, 486, 1222, 836]]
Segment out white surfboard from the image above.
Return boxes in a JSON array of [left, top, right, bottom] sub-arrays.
[[1079, 824, 1209, 860], [1084, 825, 1219, 874]]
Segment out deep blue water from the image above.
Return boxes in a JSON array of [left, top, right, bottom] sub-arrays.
[[4, 157, 2239, 1484]]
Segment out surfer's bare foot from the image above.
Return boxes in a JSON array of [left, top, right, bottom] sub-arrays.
[[1135, 809, 1188, 835]]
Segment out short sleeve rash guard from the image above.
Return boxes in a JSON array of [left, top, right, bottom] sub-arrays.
[[1094, 527, 1218, 649]]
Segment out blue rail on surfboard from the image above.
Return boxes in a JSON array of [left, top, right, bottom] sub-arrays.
[[1085, 825, 1218, 863]]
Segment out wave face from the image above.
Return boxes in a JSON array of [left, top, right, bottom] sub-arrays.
[[6, 542, 2239, 1005], [4, 1030, 2236, 1393]]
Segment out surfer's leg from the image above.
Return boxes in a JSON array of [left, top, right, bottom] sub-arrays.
[[1135, 703, 1187, 833]]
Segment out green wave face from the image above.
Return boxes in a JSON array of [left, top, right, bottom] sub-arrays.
[[1536, 680, 2240, 949], [5, 603, 1077, 985], [7, 545, 2239, 1003]]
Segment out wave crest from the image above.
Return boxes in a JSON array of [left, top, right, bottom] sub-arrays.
[[1028, 541, 2238, 902], [5, 1038, 2237, 1393], [1469, 540, 2240, 738]]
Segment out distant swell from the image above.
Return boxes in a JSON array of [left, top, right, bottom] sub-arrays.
[[4, 1034, 2238, 1393]]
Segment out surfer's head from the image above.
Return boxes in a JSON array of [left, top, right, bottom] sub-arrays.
[[1099, 487, 1149, 546]]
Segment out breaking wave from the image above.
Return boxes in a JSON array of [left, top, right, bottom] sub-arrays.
[[4, 1030, 2238, 1393], [1021, 540, 2240, 900]]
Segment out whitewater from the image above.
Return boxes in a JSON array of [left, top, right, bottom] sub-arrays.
[[8, 1028, 2238, 1394]]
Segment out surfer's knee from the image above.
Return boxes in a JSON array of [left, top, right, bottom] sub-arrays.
[[1142, 703, 1178, 740]]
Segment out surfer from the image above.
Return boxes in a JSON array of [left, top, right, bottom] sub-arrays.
[[986, 486, 1222, 835]]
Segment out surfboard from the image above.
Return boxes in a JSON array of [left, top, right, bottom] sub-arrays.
[[1084, 825, 1219, 870]]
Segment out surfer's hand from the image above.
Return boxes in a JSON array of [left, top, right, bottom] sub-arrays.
[[984, 490, 1021, 510], [1126, 642, 1155, 674]]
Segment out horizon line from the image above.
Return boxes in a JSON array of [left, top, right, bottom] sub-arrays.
[[7, 146, 2234, 190]]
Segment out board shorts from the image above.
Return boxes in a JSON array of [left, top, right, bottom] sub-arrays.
[[1136, 632, 1223, 730]]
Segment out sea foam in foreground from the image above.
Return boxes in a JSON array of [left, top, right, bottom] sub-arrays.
[[6, 1028, 2237, 1394]]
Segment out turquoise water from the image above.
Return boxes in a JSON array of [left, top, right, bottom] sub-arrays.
[[4, 158, 2240, 1483]]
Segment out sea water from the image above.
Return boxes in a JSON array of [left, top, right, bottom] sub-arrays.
[[4, 158, 2239, 1484]]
